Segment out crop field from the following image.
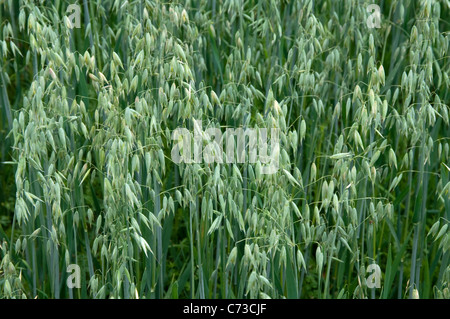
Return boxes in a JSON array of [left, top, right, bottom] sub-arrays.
[[0, 0, 449, 299]]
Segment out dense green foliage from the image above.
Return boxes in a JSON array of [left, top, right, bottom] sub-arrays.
[[0, 0, 449, 299]]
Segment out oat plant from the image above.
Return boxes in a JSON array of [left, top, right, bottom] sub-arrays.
[[0, 0, 449, 299]]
